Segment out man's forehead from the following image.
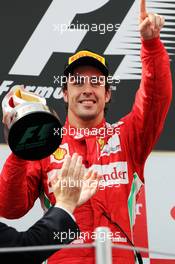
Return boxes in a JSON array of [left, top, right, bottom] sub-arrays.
[[72, 65, 105, 76]]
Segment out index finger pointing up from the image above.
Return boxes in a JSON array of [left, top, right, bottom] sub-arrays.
[[140, 0, 147, 20]]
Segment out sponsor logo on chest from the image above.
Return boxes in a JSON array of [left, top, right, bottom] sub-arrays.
[[98, 133, 121, 158], [47, 161, 128, 194], [51, 143, 69, 163], [91, 162, 128, 186]]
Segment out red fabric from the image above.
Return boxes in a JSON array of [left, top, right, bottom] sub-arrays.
[[134, 186, 149, 259], [150, 259, 175, 264], [0, 37, 172, 264]]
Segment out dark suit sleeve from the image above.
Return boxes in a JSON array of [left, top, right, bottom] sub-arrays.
[[0, 207, 80, 264]]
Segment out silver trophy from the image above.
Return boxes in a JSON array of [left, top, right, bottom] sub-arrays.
[[2, 86, 62, 160]]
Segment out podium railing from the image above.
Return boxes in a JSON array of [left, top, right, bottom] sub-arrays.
[[1, 227, 175, 263]]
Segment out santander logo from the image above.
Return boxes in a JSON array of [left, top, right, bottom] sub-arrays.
[[91, 162, 129, 186], [103, 167, 127, 181]]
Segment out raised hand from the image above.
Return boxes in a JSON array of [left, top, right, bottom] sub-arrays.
[[77, 169, 100, 206], [139, 0, 164, 40], [51, 153, 84, 213], [50, 153, 99, 213]]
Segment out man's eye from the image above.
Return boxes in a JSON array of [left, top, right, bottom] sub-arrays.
[[91, 81, 100, 86], [75, 77, 83, 85], [91, 77, 105, 86], [71, 76, 84, 85], [69, 76, 84, 85]]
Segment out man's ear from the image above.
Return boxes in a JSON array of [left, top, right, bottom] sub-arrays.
[[63, 90, 68, 103], [105, 89, 111, 103]]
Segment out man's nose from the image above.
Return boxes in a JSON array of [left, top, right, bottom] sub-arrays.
[[82, 82, 93, 94]]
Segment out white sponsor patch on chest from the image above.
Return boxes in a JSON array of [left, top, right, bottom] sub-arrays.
[[47, 162, 129, 194], [98, 134, 121, 158], [91, 162, 128, 186]]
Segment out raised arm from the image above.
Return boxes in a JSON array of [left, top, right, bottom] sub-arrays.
[[122, 0, 172, 176]]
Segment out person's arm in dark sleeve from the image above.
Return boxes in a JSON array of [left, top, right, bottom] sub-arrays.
[[0, 207, 79, 264]]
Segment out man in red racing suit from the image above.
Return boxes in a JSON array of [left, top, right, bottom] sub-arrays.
[[0, 2, 172, 264]]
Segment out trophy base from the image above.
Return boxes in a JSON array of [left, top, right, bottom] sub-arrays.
[[8, 110, 62, 160]]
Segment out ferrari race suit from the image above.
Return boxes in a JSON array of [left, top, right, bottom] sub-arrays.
[[0, 37, 172, 264]]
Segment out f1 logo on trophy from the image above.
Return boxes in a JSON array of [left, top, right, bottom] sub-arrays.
[[2, 86, 62, 160]]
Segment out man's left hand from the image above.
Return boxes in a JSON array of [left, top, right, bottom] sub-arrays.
[[139, 0, 164, 40]]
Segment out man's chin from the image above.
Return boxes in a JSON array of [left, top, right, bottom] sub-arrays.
[[78, 113, 97, 121]]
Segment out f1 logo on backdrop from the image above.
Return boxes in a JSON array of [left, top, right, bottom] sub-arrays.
[[9, 0, 110, 76], [0, 0, 175, 147], [9, 0, 175, 80]]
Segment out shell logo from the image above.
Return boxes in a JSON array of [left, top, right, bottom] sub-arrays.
[[97, 138, 105, 150], [53, 147, 67, 161]]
